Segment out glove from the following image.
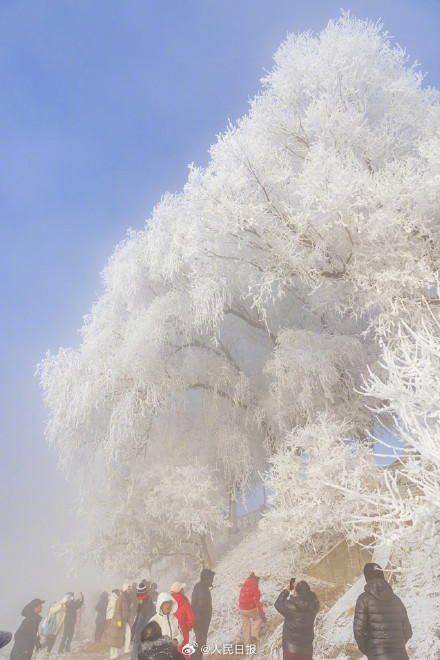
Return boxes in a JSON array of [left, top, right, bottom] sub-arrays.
[[117, 621, 122, 628], [260, 611, 267, 623]]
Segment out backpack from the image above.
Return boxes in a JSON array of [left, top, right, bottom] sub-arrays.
[[43, 615, 57, 637]]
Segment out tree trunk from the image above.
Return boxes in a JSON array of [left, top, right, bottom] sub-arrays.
[[199, 533, 214, 568], [229, 496, 238, 534]]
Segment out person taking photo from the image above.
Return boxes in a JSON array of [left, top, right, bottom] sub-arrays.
[[274, 579, 319, 660]]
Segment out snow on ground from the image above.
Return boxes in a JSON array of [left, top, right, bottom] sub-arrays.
[[393, 545, 440, 659]]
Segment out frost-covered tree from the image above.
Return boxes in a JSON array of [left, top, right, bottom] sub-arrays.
[[39, 13, 440, 572]]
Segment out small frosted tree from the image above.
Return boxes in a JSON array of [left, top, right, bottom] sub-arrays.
[[39, 13, 440, 572], [69, 462, 227, 574], [261, 415, 380, 549], [359, 309, 440, 554]]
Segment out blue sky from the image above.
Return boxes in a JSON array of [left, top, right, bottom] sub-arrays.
[[1, 0, 440, 631]]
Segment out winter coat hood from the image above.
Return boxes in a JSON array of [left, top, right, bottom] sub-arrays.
[[200, 569, 215, 586], [171, 592, 188, 608], [290, 593, 319, 614], [156, 593, 177, 616], [365, 577, 395, 602]]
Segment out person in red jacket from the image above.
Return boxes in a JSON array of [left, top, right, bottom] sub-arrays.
[[239, 572, 266, 646], [170, 582, 195, 654]]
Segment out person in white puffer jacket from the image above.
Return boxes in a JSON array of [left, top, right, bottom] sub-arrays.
[[148, 593, 183, 648]]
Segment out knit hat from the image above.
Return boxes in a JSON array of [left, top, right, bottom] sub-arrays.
[[170, 582, 186, 593], [136, 583, 149, 600], [364, 562, 385, 581]]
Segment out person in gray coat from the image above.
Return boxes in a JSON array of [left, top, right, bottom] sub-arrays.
[[353, 563, 412, 660]]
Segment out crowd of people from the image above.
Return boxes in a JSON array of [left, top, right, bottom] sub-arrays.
[[1, 562, 413, 660]]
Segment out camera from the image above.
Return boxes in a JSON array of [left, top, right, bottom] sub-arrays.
[[289, 577, 296, 591]]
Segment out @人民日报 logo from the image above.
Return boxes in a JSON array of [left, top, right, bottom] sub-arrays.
[[182, 641, 198, 656]]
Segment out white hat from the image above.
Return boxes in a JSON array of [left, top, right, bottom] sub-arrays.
[[122, 583, 130, 591], [170, 582, 186, 593]]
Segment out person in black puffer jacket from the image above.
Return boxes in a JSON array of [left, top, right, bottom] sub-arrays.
[[10, 599, 45, 660], [138, 621, 184, 660], [353, 563, 412, 660], [274, 580, 319, 660]]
